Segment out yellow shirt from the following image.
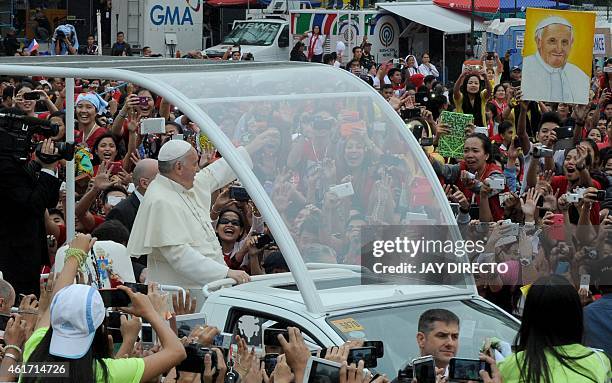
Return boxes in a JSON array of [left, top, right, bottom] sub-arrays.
[[21, 327, 145, 383]]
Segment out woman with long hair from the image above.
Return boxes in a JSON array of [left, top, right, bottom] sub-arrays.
[[21, 233, 186, 383], [498, 274, 611, 383], [453, 71, 491, 127], [300, 25, 326, 63]]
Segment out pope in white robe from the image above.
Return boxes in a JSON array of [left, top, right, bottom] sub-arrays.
[[521, 16, 590, 105], [128, 133, 277, 303]]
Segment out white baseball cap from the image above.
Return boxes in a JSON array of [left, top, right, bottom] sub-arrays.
[[49, 284, 105, 359]]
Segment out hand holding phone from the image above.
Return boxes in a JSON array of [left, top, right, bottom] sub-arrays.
[[263, 328, 289, 347]]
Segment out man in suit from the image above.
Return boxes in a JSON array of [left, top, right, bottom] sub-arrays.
[[0, 139, 60, 296], [106, 158, 158, 233]]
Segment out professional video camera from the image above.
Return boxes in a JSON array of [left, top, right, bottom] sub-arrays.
[[0, 108, 74, 163]]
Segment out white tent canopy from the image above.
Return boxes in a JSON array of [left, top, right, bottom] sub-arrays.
[[377, 1, 485, 35]]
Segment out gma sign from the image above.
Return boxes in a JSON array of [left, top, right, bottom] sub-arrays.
[[150, 4, 194, 26]]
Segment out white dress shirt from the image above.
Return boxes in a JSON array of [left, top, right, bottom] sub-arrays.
[[128, 147, 253, 299], [418, 63, 439, 78]]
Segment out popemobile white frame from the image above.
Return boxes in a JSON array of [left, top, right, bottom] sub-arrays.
[[0, 56, 472, 314]]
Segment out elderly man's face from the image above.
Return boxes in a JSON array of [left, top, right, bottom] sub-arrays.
[[537, 24, 572, 68]]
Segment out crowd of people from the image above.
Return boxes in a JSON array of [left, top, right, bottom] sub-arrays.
[[0, 22, 611, 382]]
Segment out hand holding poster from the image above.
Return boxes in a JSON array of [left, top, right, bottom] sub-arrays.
[[438, 111, 474, 159], [521, 8, 596, 105]]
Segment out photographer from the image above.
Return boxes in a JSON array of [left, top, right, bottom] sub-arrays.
[[52, 25, 78, 56], [0, 138, 61, 296]]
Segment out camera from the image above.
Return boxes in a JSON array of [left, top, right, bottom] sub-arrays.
[[488, 177, 505, 191], [532, 145, 553, 158], [56, 30, 65, 40], [177, 344, 218, 373], [567, 187, 586, 203], [0, 108, 74, 163], [255, 233, 275, 249]]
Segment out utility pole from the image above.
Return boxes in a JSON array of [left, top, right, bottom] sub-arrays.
[[514, 0, 517, 17], [470, 0, 475, 53]]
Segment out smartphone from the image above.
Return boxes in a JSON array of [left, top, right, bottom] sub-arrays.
[[229, 186, 250, 202], [550, 213, 565, 241], [0, 314, 11, 331], [123, 282, 148, 295], [212, 332, 233, 349], [23, 92, 40, 100], [450, 202, 460, 216], [140, 322, 157, 348], [177, 344, 216, 373], [99, 288, 131, 308], [263, 328, 289, 347], [363, 340, 384, 358], [411, 124, 424, 140], [412, 355, 436, 383], [106, 311, 124, 343], [449, 358, 491, 382], [140, 118, 166, 135], [329, 182, 355, 199], [109, 161, 123, 175], [469, 204, 480, 220], [555, 126, 574, 140], [555, 261, 570, 275], [262, 353, 279, 376], [347, 346, 378, 368], [255, 233, 274, 249], [397, 361, 414, 383], [415, 92, 429, 105], [303, 357, 341, 383], [402, 107, 421, 120], [580, 274, 591, 290]]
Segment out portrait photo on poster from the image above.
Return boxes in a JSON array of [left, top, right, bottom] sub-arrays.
[[521, 8, 596, 105]]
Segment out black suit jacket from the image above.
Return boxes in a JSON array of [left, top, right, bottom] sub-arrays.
[[106, 192, 140, 232], [0, 161, 60, 296]]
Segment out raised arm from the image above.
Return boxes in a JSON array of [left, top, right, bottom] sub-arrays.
[[453, 72, 467, 101]]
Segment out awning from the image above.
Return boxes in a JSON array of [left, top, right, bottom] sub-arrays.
[[433, 0, 569, 13], [377, 2, 485, 35], [206, 0, 258, 6], [499, 0, 569, 12]]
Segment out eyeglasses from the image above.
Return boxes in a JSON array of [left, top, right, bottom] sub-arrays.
[[219, 218, 242, 227]]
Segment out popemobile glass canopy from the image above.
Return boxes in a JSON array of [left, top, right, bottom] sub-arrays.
[[0, 57, 470, 312]]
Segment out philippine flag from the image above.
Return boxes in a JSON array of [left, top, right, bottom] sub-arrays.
[[27, 39, 39, 52]]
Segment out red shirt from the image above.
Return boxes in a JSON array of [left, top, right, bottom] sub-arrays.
[[75, 126, 107, 149], [452, 162, 506, 221]]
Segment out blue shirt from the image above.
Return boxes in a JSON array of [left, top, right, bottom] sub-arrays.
[[583, 294, 612, 355]]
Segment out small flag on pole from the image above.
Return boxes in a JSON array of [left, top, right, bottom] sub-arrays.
[[27, 39, 39, 52]]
